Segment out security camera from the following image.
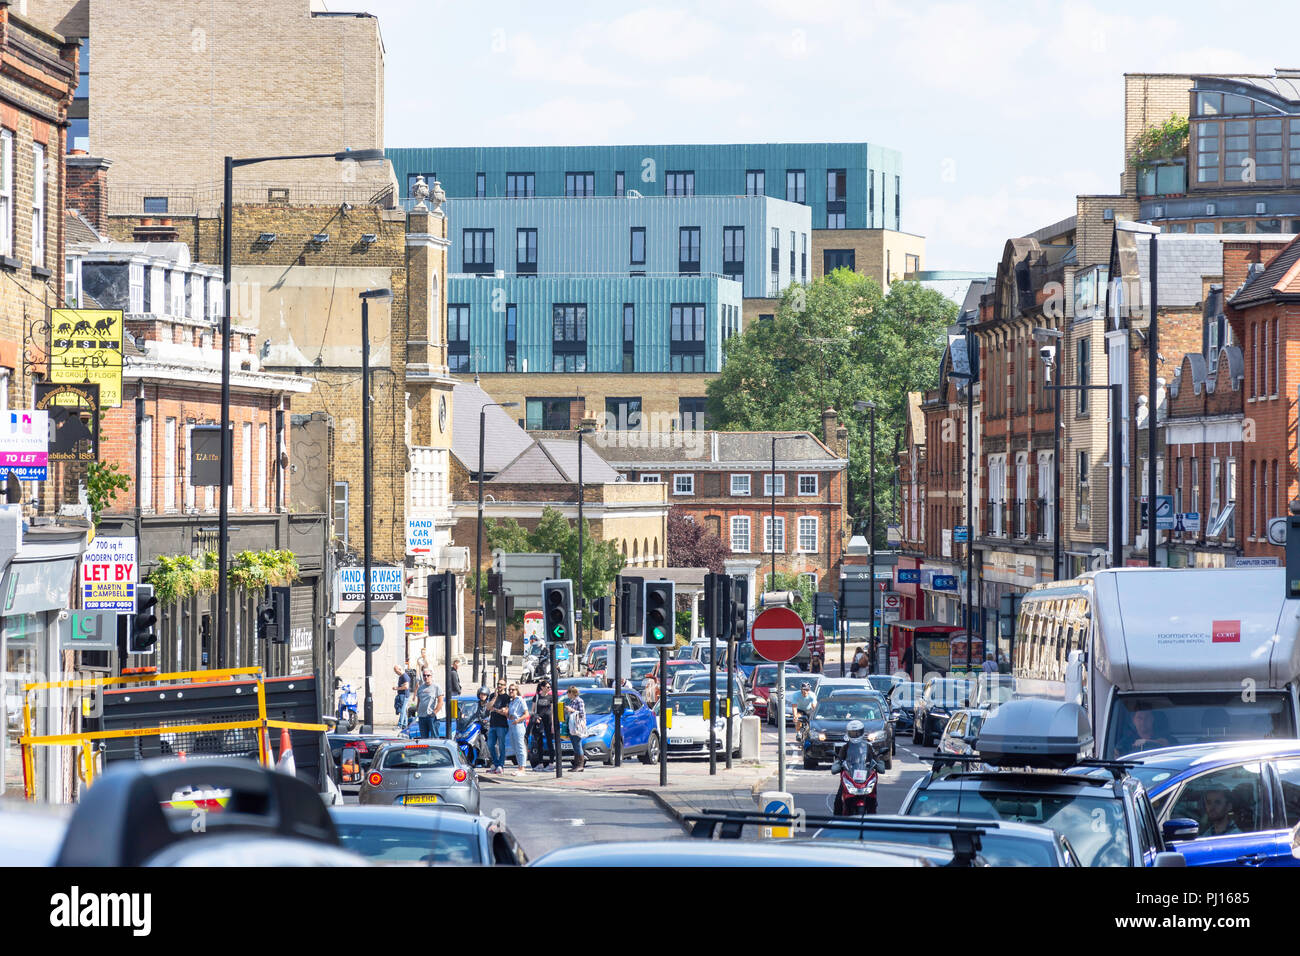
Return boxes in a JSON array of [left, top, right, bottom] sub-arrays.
[[1039, 344, 1056, 366]]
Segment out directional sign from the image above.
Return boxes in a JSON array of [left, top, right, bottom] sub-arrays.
[[406, 517, 436, 555], [751, 606, 806, 664]]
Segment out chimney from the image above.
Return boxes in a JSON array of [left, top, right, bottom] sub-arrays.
[[66, 154, 113, 235], [821, 407, 839, 447], [568, 396, 587, 430]]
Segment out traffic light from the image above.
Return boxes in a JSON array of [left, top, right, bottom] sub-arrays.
[[730, 576, 748, 643], [591, 595, 611, 632], [427, 571, 457, 637], [128, 583, 158, 654], [643, 580, 674, 646], [542, 578, 575, 644], [618, 575, 643, 637], [257, 601, 276, 641], [703, 573, 731, 640]]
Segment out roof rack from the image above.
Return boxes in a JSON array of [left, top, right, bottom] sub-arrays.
[[682, 809, 995, 867], [1075, 758, 1141, 780], [928, 755, 1126, 785]]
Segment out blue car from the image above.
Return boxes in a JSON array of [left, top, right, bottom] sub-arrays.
[[1122, 740, 1300, 867], [560, 689, 661, 765]]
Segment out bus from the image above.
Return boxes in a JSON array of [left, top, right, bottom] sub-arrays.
[[1012, 568, 1300, 759]]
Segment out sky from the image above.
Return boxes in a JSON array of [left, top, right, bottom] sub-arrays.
[[341, 0, 1300, 271]]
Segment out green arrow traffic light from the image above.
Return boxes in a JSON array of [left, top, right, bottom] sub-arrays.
[[553, 624, 566, 639]]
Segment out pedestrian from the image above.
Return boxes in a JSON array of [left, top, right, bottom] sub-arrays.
[[487, 678, 510, 774], [448, 657, 463, 697], [415, 668, 443, 740], [564, 685, 587, 771], [393, 664, 411, 725], [404, 660, 419, 720], [507, 683, 530, 775], [531, 678, 554, 769], [642, 674, 658, 706]]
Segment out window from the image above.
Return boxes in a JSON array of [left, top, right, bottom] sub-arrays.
[[475, 172, 486, 198], [164, 417, 177, 511], [1038, 452, 1054, 540], [1210, 458, 1222, 526], [407, 172, 437, 197], [565, 172, 595, 197], [629, 227, 646, 266], [801, 234, 807, 283], [1191, 456, 1200, 515], [622, 303, 635, 372], [1076, 337, 1090, 415], [526, 398, 573, 430], [665, 171, 694, 197], [790, 230, 796, 277], [786, 169, 805, 204], [764, 516, 786, 553], [731, 516, 751, 552], [515, 228, 537, 274], [824, 249, 855, 273], [605, 397, 642, 431], [258, 422, 268, 512], [679, 227, 701, 275], [615, 171, 625, 197], [895, 174, 901, 229], [0, 130, 11, 257], [826, 168, 846, 228], [1168, 763, 1267, 839], [1276, 316, 1282, 395], [140, 416, 153, 511], [798, 474, 818, 495], [142, 196, 168, 214], [673, 474, 694, 495], [241, 422, 252, 510], [723, 227, 744, 283], [679, 397, 708, 430], [31, 143, 45, 267], [462, 229, 494, 274], [758, 313, 774, 324], [504, 304, 517, 372], [1252, 460, 1259, 538], [552, 304, 587, 371], [1227, 457, 1238, 540], [505, 172, 534, 198], [745, 170, 765, 196], [798, 516, 818, 552], [868, 168, 875, 226], [670, 304, 705, 371], [764, 473, 785, 496], [731, 474, 751, 496], [447, 305, 471, 371], [640, 474, 661, 484], [333, 482, 349, 545], [770, 227, 780, 293]]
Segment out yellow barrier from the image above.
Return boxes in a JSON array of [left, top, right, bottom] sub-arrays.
[[19, 667, 326, 800]]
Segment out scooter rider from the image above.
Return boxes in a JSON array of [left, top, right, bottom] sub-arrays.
[[831, 719, 873, 772]]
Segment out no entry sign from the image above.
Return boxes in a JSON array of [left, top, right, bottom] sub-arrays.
[[751, 606, 807, 663]]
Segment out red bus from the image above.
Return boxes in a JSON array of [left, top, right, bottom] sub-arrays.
[[887, 621, 984, 678]]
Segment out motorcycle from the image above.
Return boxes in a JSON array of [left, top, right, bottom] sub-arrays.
[[830, 740, 886, 816], [404, 708, 488, 766], [521, 649, 549, 684], [336, 682, 359, 733]]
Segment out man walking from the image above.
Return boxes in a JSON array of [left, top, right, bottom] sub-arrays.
[[415, 669, 444, 740], [394, 664, 411, 726], [531, 678, 554, 770], [487, 679, 511, 774], [448, 657, 463, 697]]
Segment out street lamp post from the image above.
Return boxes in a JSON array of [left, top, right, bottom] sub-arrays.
[[474, 401, 518, 685], [947, 327, 978, 672], [219, 147, 384, 663], [1033, 328, 1064, 580], [853, 401, 876, 673], [577, 426, 594, 659], [358, 288, 392, 733]]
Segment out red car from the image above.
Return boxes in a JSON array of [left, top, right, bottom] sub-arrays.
[[747, 664, 780, 719]]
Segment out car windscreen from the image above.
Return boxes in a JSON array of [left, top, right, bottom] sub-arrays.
[[814, 828, 1058, 867], [907, 789, 1130, 867], [629, 661, 657, 679], [816, 698, 883, 721], [817, 681, 865, 700], [381, 746, 455, 770], [736, 643, 765, 666], [752, 667, 778, 688], [1105, 691, 1297, 760], [666, 697, 716, 717], [335, 824, 481, 865], [629, 645, 659, 659], [577, 693, 614, 716], [926, 680, 973, 707], [867, 676, 896, 694]]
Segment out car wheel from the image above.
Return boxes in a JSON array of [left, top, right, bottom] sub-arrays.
[[884, 754, 893, 771], [639, 733, 659, 765], [603, 751, 613, 766], [803, 755, 818, 770], [912, 721, 922, 745]]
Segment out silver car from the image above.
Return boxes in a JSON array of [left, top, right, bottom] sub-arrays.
[[359, 740, 480, 813]]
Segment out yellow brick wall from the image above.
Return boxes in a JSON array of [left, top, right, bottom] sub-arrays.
[[812, 228, 926, 287], [469, 372, 718, 432], [1122, 74, 1193, 194]]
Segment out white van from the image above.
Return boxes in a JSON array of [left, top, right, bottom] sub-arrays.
[[1012, 568, 1300, 759]]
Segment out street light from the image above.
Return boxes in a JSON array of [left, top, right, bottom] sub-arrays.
[[218, 147, 386, 664], [358, 287, 392, 733], [947, 327, 977, 673], [852, 401, 876, 672], [1115, 220, 1162, 567], [1034, 327, 1063, 580], [473, 400, 518, 684], [576, 425, 595, 658]]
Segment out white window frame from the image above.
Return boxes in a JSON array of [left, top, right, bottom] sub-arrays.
[[184, 423, 195, 511], [0, 130, 12, 257], [163, 419, 177, 511], [672, 473, 694, 495], [240, 422, 252, 510], [140, 415, 153, 511], [797, 515, 818, 552], [763, 473, 785, 497], [731, 473, 751, 496], [730, 515, 751, 553], [31, 142, 45, 267], [640, 473, 661, 484], [258, 422, 268, 512], [799, 572, 817, 594], [1210, 458, 1222, 523], [798, 473, 818, 495], [764, 516, 785, 553], [334, 481, 349, 547]]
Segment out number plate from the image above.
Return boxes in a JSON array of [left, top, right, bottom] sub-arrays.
[[669, 737, 695, 745], [403, 794, 439, 805]]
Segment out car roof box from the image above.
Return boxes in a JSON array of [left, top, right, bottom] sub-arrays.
[[975, 699, 1092, 769]]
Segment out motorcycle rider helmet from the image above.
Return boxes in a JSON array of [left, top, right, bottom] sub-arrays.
[[845, 719, 865, 740], [477, 686, 490, 698]]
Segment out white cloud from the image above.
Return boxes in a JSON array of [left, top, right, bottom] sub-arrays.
[[594, 8, 730, 63], [496, 97, 640, 144], [661, 74, 746, 102]]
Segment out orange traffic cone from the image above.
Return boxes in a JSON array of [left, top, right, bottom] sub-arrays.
[[276, 726, 296, 777]]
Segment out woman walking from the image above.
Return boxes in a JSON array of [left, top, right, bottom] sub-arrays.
[[507, 683, 530, 776], [564, 685, 587, 771]]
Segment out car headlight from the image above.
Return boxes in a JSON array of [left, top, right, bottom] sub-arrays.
[[818, 732, 826, 741], [868, 731, 886, 742]]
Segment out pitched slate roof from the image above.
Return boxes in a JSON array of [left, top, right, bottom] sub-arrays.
[[491, 438, 620, 484], [597, 430, 843, 470], [450, 381, 535, 475], [65, 209, 105, 247], [1228, 234, 1300, 307]]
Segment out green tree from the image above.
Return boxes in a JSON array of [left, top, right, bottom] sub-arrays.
[[482, 507, 626, 609], [707, 270, 955, 545], [760, 570, 813, 622]]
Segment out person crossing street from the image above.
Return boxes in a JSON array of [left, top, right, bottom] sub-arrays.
[[530, 678, 555, 770]]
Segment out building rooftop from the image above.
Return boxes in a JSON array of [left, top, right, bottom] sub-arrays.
[[593, 430, 844, 470], [1228, 234, 1300, 307], [450, 381, 536, 475], [491, 439, 621, 484]]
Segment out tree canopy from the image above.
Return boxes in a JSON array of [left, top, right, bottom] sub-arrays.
[[483, 507, 625, 607], [665, 508, 728, 574], [706, 270, 955, 542]]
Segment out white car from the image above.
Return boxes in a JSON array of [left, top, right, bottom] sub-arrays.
[[662, 693, 745, 758]]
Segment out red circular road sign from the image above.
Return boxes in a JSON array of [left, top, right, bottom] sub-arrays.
[[751, 606, 807, 664]]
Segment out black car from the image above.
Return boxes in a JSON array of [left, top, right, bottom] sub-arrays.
[[912, 678, 974, 747], [889, 681, 922, 732], [802, 694, 893, 769]]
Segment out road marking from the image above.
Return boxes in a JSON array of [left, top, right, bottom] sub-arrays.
[[553, 818, 586, 826]]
